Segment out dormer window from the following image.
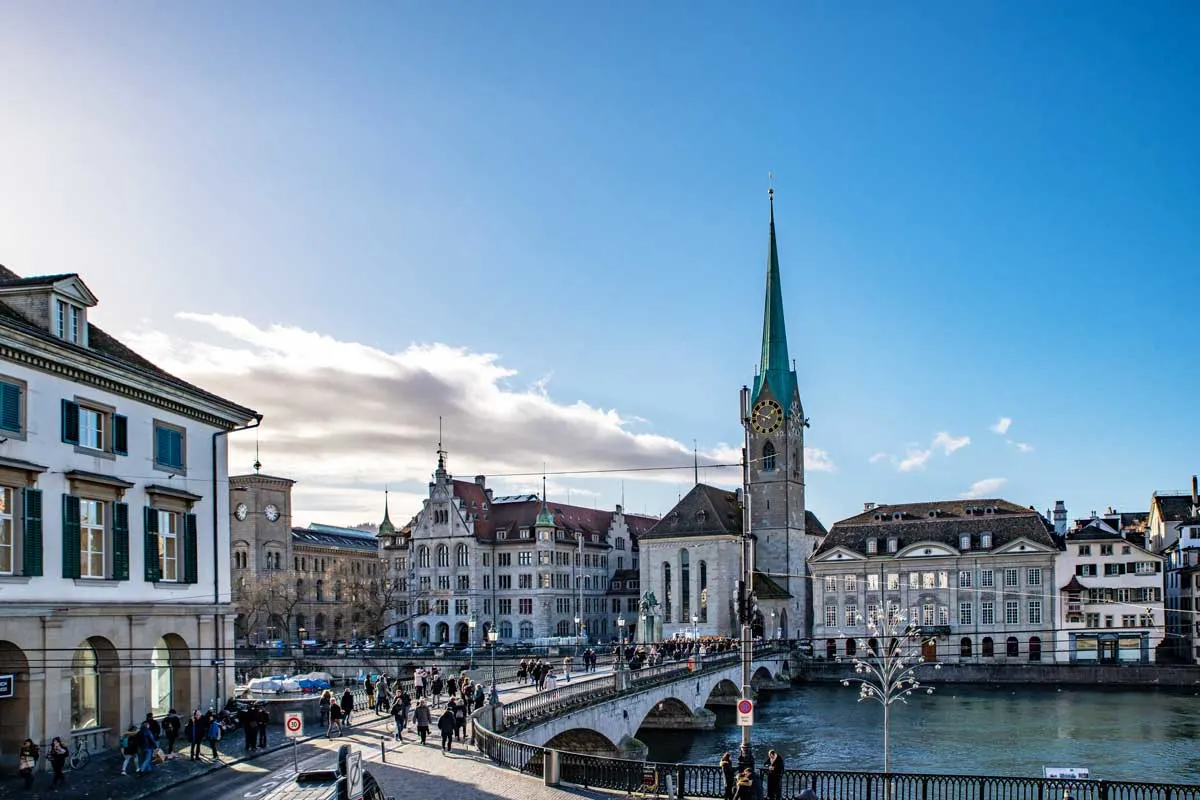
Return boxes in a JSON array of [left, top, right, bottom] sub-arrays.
[[866, 538, 878, 554], [56, 299, 82, 344], [980, 532, 992, 548], [960, 534, 971, 551], [887, 537, 898, 553]]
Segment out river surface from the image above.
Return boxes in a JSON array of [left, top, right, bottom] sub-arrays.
[[637, 683, 1200, 784]]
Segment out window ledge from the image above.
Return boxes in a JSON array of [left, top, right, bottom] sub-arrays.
[[153, 581, 190, 590], [73, 446, 116, 461], [0, 575, 32, 584], [73, 578, 122, 587]]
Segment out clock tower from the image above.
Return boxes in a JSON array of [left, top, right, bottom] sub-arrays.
[[743, 187, 818, 640]]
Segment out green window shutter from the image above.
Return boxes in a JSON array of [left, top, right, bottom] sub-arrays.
[[0, 382, 20, 433], [183, 513, 198, 584], [112, 502, 129, 581], [154, 426, 168, 465], [21, 488, 42, 577], [112, 415, 128, 456], [61, 400, 79, 445], [155, 427, 183, 470], [61, 495, 81, 580], [143, 506, 161, 582]]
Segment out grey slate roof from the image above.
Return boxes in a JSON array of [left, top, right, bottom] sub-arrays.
[[292, 526, 379, 552], [816, 498, 1057, 557], [1151, 493, 1199, 523], [641, 483, 827, 542]]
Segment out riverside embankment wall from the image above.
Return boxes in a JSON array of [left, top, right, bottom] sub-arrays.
[[795, 661, 1200, 687]]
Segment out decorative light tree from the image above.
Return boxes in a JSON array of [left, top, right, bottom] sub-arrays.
[[842, 610, 940, 775]]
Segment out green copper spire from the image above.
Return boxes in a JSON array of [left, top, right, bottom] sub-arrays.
[[378, 488, 396, 537], [752, 187, 797, 408], [535, 474, 555, 528]]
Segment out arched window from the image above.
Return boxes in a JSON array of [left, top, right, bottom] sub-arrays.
[[960, 637, 973, 658], [680, 550, 691, 623], [846, 638, 857, 657], [316, 580, 324, 602], [296, 579, 305, 600], [825, 639, 836, 659], [315, 612, 326, 633], [867, 638, 879, 656], [499, 620, 513, 639], [763, 442, 776, 472], [1006, 636, 1019, 658], [662, 562, 673, 623], [437, 545, 449, 568], [334, 581, 343, 602], [418, 546, 430, 568], [699, 561, 708, 622], [519, 622, 534, 640], [150, 637, 172, 716], [1029, 636, 1042, 662], [981, 636, 995, 658], [71, 642, 100, 730], [397, 623, 409, 639], [456, 544, 469, 567]]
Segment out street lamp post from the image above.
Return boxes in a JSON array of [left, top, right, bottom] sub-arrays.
[[691, 614, 698, 642], [298, 628, 306, 653], [574, 616, 582, 659], [617, 616, 626, 671], [468, 614, 477, 670], [488, 627, 500, 729]]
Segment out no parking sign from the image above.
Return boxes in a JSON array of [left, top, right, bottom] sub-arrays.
[[284, 711, 304, 739], [736, 698, 754, 727]]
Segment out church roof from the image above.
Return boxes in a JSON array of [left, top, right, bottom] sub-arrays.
[[751, 192, 798, 410], [752, 570, 792, 600], [640, 483, 827, 543]]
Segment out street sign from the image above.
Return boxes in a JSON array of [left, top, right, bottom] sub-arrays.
[[0, 674, 12, 699], [736, 698, 754, 727], [346, 749, 364, 800], [284, 712, 304, 739], [1044, 767, 1091, 779], [210, 659, 226, 666]]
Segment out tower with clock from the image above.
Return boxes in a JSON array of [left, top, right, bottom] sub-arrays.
[[743, 187, 821, 640]]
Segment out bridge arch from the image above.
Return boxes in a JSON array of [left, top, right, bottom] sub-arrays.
[[751, 666, 775, 684], [637, 696, 694, 732], [545, 728, 619, 756], [705, 678, 740, 706]]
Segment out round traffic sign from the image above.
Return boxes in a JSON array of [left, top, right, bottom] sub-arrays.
[[737, 699, 753, 714], [286, 715, 302, 732]]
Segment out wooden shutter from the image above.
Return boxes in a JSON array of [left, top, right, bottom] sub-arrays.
[[61, 400, 79, 445], [0, 382, 20, 433], [155, 426, 169, 466], [21, 488, 42, 577], [112, 502, 130, 581], [183, 513, 198, 584], [61, 494, 81, 579], [144, 506, 161, 582], [112, 414, 128, 456]]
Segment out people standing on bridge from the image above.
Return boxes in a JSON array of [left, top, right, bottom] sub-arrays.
[[473, 681, 485, 710], [766, 750, 785, 800], [732, 768, 755, 800], [365, 675, 377, 711], [518, 659, 528, 683], [257, 705, 269, 750], [544, 671, 558, 699], [437, 703, 456, 752], [720, 752, 735, 800], [340, 687, 355, 727], [414, 699, 432, 744], [241, 704, 259, 752], [563, 655, 573, 681]]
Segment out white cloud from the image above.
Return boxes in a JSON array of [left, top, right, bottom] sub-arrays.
[[990, 417, 1012, 435], [959, 477, 1007, 499], [124, 314, 833, 521], [932, 432, 971, 455], [1008, 440, 1034, 454], [897, 447, 933, 473], [893, 431, 971, 472], [868, 452, 890, 465]]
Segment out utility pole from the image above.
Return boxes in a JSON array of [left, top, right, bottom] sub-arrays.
[[738, 385, 755, 773]]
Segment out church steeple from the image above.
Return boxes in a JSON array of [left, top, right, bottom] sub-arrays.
[[378, 488, 396, 537], [752, 186, 798, 410]]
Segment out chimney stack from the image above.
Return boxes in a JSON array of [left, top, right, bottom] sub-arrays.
[[475, 475, 486, 488], [864, 502, 877, 512], [1053, 500, 1068, 536], [1191, 475, 1198, 518]]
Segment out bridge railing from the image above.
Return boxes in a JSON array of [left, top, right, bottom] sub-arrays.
[[475, 722, 1200, 800]]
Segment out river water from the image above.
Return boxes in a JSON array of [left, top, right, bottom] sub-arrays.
[[637, 683, 1200, 784]]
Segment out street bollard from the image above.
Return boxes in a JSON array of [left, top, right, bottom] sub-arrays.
[[380, 736, 387, 763]]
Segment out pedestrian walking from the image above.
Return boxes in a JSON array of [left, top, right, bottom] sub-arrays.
[[720, 752, 735, 800], [391, 696, 405, 740], [437, 705, 456, 752], [18, 738, 39, 790], [767, 749, 785, 800], [340, 688, 354, 727], [163, 709, 181, 754], [328, 702, 344, 738], [205, 713, 222, 761], [473, 682, 485, 710], [48, 737, 69, 788], [137, 721, 158, 773], [453, 698, 467, 742], [187, 711, 204, 761], [414, 668, 425, 700], [120, 725, 139, 774], [319, 690, 332, 728], [563, 655, 573, 681], [431, 675, 444, 708], [414, 699, 431, 744]]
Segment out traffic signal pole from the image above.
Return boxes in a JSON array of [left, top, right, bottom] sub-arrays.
[[738, 386, 755, 772]]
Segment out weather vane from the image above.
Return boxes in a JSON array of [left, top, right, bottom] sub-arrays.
[[768, 170, 774, 198]]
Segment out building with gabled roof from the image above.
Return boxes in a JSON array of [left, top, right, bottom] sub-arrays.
[[1148, 478, 1200, 663], [811, 498, 1059, 663]]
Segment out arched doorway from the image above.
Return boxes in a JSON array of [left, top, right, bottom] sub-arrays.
[[151, 634, 192, 715], [455, 623, 468, 645], [435, 622, 449, 644], [779, 609, 788, 640], [417, 622, 430, 643], [981, 636, 995, 657], [1006, 636, 1020, 658], [825, 639, 836, 659], [0, 641, 29, 770], [751, 610, 765, 639], [921, 638, 937, 662], [960, 637, 973, 658], [845, 638, 857, 657], [72, 637, 120, 735], [1029, 636, 1042, 662]]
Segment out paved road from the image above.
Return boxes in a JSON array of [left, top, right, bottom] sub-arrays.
[[205, 669, 617, 800]]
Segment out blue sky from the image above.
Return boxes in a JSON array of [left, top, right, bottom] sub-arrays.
[[2, 2, 1199, 526]]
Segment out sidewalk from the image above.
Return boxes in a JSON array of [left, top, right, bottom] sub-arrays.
[[0, 723, 291, 800]]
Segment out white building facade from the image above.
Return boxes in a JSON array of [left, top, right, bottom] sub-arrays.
[[1055, 518, 1163, 663], [1148, 485, 1200, 663], [811, 499, 1060, 664], [0, 267, 258, 767]]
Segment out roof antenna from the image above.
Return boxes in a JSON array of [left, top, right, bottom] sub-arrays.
[[694, 439, 699, 487], [436, 416, 446, 470], [253, 435, 262, 474], [542, 464, 547, 503]]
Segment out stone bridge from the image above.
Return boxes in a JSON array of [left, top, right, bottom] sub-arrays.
[[496, 648, 793, 760]]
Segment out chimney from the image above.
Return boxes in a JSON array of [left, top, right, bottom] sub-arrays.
[[864, 502, 877, 512], [1192, 475, 1198, 506], [615, 504, 623, 515], [475, 475, 486, 488], [1053, 500, 1068, 536], [485, 488, 494, 502]]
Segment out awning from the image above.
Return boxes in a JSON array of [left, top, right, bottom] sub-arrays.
[[1060, 576, 1088, 592]]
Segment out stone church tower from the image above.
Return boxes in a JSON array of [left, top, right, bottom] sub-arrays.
[[743, 188, 822, 640]]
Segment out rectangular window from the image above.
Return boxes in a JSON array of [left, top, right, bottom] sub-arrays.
[[436, 599, 448, 615], [959, 602, 973, 625], [922, 572, 935, 589], [519, 528, 530, 539], [1121, 614, 1136, 628], [825, 606, 837, 627], [980, 533, 992, 548], [844, 575, 857, 592], [960, 534, 971, 551], [867, 574, 880, 591], [498, 599, 512, 614], [1085, 612, 1100, 628], [455, 599, 469, 615], [519, 598, 532, 614], [1027, 568, 1042, 586], [419, 576, 431, 591], [153, 422, 186, 472], [1101, 544, 1114, 556], [79, 499, 105, 579], [887, 537, 898, 553], [519, 551, 532, 566], [56, 300, 81, 344], [1139, 614, 1153, 627], [539, 573, 551, 589], [498, 553, 511, 567], [1005, 600, 1019, 625], [0, 379, 24, 435], [980, 569, 994, 588], [824, 576, 837, 592], [158, 510, 178, 582], [886, 573, 899, 591], [982, 601, 995, 625], [845, 604, 858, 627], [866, 604, 879, 624], [908, 572, 919, 589], [939, 605, 949, 625], [482, 599, 491, 615], [1104, 615, 1114, 628], [482, 574, 490, 590], [498, 575, 511, 589], [1004, 568, 1018, 587], [482, 552, 490, 566], [866, 538, 878, 554], [1135, 561, 1157, 575], [518, 574, 532, 589], [958, 570, 972, 588], [79, 407, 105, 451], [922, 603, 935, 626], [0, 487, 11, 575], [1028, 600, 1042, 625], [1078, 545, 1091, 556], [456, 575, 469, 590], [437, 575, 450, 590]]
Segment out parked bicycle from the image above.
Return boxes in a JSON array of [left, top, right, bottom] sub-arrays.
[[68, 738, 90, 771]]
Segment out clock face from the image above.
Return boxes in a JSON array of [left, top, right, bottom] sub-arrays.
[[264, 504, 280, 522], [751, 399, 784, 434], [788, 399, 805, 436], [234, 503, 248, 521]]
